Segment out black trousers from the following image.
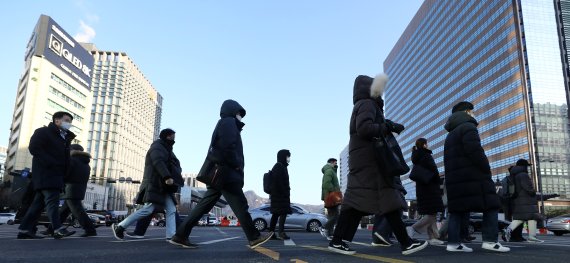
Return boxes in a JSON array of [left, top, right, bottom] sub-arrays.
[[19, 189, 62, 232], [269, 213, 287, 233], [133, 214, 153, 235], [175, 183, 259, 241], [333, 207, 411, 248], [60, 199, 96, 232]]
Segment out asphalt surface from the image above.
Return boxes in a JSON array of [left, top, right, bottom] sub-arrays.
[[0, 224, 569, 262]]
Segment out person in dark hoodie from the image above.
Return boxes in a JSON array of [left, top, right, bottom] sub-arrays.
[[169, 99, 273, 249], [443, 101, 509, 253], [112, 128, 181, 241], [18, 111, 76, 239], [268, 149, 292, 240], [328, 74, 427, 256], [44, 144, 97, 237], [503, 159, 543, 243], [406, 138, 444, 245]]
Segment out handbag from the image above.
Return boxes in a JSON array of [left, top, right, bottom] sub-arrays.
[[196, 148, 224, 190], [324, 191, 343, 208], [374, 132, 410, 177], [409, 164, 435, 184]]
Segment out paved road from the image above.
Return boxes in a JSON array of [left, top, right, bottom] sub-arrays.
[[0, 224, 568, 262]]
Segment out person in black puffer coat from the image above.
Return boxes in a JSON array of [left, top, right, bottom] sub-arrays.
[[407, 138, 444, 245], [443, 101, 509, 253], [503, 159, 543, 243], [268, 149, 292, 240]]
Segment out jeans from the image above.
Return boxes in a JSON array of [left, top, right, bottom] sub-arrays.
[[60, 199, 96, 232], [449, 210, 498, 244], [19, 189, 62, 232], [175, 183, 259, 241], [119, 194, 176, 238], [323, 206, 339, 236]]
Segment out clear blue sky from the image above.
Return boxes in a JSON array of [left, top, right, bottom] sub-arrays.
[[1, 0, 423, 205]]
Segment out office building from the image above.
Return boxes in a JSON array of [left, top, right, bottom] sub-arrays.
[[384, 0, 570, 210]]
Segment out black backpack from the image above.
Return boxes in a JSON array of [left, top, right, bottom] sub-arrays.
[[499, 176, 517, 200], [263, 170, 273, 194]]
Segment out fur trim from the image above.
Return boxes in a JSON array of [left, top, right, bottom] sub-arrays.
[[71, 150, 91, 158], [370, 73, 389, 98]]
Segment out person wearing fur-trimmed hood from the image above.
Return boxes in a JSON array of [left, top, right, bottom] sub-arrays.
[[327, 74, 427, 256]]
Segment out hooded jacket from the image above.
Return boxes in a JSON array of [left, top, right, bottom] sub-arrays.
[[510, 165, 540, 221], [411, 147, 444, 215], [270, 149, 292, 214], [211, 99, 246, 184], [29, 122, 76, 191], [321, 163, 340, 201], [61, 150, 91, 200], [443, 111, 500, 212], [140, 139, 179, 206], [343, 74, 407, 215]]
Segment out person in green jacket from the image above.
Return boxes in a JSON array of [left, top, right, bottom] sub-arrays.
[[319, 158, 341, 240]]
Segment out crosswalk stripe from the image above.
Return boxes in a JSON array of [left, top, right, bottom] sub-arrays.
[[301, 245, 414, 263], [284, 239, 296, 246], [198, 236, 240, 245]]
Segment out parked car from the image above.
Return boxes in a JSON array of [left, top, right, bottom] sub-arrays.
[[546, 213, 570, 236], [468, 213, 511, 234], [85, 210, 115, 226], [249, 204, 328, 232], [87, 213, 107, 227], [0, 213, 16, 225]]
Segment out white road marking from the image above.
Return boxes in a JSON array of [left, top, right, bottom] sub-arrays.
[[198, 236, 240, 245], [284, 239, 296, 246]]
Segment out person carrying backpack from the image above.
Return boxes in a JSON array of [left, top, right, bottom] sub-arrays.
[[499, 167, 525, 242], [268, 149, 292, 240]]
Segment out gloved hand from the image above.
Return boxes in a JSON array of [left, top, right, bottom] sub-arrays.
[[386, 119, 405, 134]]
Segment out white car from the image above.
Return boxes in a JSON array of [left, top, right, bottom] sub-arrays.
[[0, 213, 16, 225], [249, 204, 328, 232]]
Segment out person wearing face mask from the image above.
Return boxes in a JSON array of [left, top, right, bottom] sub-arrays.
[[319, 158, 340, 240], [443, 101, 509, 253], [170, 99, 273, 249], [18, 111, 77, 239], [112, 128, 181, 241], [268, 149, 292, 240]]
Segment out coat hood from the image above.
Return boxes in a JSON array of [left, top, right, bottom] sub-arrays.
[[444, 111, 478, 132], [322, 163, 336, 174], [411, 147, 432, 164], [510, 165, 528, 176], [71, 150, 91, 163], [277, 149, 291, 166], [220, 99, 246, 118]]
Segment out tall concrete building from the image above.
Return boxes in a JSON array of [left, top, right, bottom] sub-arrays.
[[339, 145, 349, 194], [4, 15, 93, 181], [82, 44, 162, 210], [384, 0, 570, 210], [0, 146, 7, 182]]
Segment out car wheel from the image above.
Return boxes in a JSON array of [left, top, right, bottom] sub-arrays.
[[253, 219, 267, 231], [7, 220, 14, 225], [307, 220, 322, 232], [553, 231, 564, 236]]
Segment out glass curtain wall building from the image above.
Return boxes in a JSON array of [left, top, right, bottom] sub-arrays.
[[384, 0, 570, 210]]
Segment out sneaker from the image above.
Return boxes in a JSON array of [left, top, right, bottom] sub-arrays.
[[17, 231, 45, 239], [80, 231, 97, 237], [402, 239, 428, 255], [125, 231, 145, 239], [111, 223, 125, 240], [249, 232, 274, 249], [371, 232, 393, 247], [169, 235, 199, 248], [277, 232, 290, 240], [406, 226, 416, 238], [446, 243, 473, 252], [526, 237, 544, 243], [53, 229, 76, 239], [328, 241, 356, 255], [428, 239, 445, 245], [481, 242, 510, 253], [502, 227, 512, 242]]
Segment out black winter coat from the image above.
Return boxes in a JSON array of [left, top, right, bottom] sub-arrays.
[[140, 139, 179, 206], [444, 111, 500, 213], [270, 150, 292, 215], [411, 148, 444, 215], [61, 150, 91, 200], [510, 166, 540, 221], [343, 75, 407, 215], [210, 100, 246, 185], [29, 122, 76, 191]]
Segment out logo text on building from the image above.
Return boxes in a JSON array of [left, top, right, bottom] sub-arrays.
[[49, 34, 91, 78]]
